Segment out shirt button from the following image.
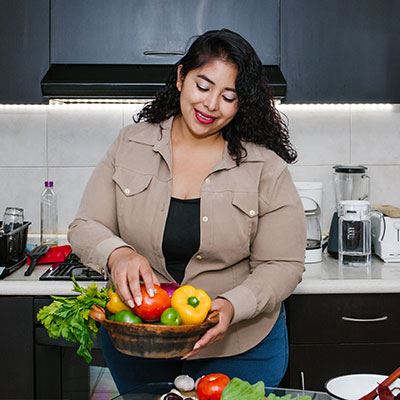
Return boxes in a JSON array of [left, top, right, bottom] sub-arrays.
[[205, 178, 211, 184], [202, 216, 208, 223], [124, 188, 130, 195], [249, 209, 256, 216], [196, 254, 203, 260]]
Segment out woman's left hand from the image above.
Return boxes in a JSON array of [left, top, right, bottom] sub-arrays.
[[182, 297, 234, 359]]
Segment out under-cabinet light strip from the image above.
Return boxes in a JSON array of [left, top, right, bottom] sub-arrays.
[[49, 98, 150, 105], [0, 102, 396, 111], [277, 103, 394, 111]]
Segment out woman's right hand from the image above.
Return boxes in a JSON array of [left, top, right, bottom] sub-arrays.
[[107, 247, 159, 308]]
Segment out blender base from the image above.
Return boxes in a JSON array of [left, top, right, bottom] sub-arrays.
[[327, 212, 339, 259]]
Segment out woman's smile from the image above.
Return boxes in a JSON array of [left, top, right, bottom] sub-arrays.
[[194, 108, 217, 125]]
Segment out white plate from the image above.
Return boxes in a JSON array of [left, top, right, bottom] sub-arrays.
[[325, 374, 400, 400]]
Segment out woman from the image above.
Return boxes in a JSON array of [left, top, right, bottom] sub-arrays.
[[68, 28, 306, 394]]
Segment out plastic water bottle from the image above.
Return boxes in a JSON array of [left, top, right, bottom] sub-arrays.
[[40, 180, 58, 246]]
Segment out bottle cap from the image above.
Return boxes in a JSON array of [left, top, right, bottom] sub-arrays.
[[44, 181, 54, 188]]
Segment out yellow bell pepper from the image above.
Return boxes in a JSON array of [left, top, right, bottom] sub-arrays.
[[171, 285, 211, 325], [106, 288, 130, 314]]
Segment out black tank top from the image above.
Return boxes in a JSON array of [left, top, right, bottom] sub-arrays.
[[162, 197, 200, 283]]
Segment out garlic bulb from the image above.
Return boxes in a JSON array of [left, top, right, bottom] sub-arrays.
[[174, 375, 195, 392]]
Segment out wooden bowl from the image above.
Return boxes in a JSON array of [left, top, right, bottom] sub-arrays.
[[90, 306, 219, 359]]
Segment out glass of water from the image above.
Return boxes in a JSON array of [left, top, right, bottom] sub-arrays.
[[2, 207, 24, 234]]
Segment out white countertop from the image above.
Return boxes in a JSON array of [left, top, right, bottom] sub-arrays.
[[1, 253, 399, 296], [295, 254, 400, 294]]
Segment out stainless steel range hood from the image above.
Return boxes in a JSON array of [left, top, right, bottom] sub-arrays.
[[41, 64, 287, 101]]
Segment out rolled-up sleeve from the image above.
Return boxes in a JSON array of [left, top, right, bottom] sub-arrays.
[[67, 129, 134, 276], [220, 166, 306, 324]]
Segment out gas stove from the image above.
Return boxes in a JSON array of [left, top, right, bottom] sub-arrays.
[[39, 253, 107, 281]]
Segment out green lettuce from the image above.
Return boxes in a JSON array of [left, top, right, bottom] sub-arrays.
[[221, 377, 265, 400], [267, 393, 312, 400]]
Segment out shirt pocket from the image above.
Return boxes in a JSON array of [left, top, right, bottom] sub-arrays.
[[112, 168, 153, 224], [113, 168, 152, 197], [231, 192, 259, 244]]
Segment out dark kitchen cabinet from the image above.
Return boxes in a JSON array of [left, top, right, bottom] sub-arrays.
[[2, 0, 400, 104], [0, 0, 49, 104], [281, 0, 400, 103], [0, 297, 34, 399], [34, 296, 105, 399], [285, 294, 400, 391], [50, 0, 280, 65], [0, 295, 103, 399]]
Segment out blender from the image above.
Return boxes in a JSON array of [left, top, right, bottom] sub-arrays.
[[327, 165, 370, 258]]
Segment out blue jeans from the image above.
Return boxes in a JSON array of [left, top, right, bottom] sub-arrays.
[[101, 306, 288, 395]]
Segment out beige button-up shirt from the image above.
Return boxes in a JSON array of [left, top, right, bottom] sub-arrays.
[[68, 116, 306, 358]]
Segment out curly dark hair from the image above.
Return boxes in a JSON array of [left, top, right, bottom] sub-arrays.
[[135, 28, 297, 164]]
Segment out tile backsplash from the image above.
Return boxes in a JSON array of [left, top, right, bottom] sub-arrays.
[[0, 103, 399, 234]]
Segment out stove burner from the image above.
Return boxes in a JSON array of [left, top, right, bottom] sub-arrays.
[[39, 253, 107, 281]]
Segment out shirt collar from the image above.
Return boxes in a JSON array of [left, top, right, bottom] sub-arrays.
[[216, 140, 265, 171], [128, 116, 265, 169], [126, 116, 173, 147]]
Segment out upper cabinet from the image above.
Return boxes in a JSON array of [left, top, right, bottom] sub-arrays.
[[0, 0, 49, 104], [1, 0, 400, 104], [50, 0, 279, 65], [281, 0, 400, 103]]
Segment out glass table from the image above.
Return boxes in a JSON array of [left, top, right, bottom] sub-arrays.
[[112, 382, 333, 399]]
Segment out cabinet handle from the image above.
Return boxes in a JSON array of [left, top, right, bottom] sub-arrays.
[[143, 50, 185, 56], [341, 316, 388, 322]]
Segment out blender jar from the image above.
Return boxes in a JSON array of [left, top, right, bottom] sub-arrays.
[[338, 200, 371, 267], [333, 165, 370, 204]]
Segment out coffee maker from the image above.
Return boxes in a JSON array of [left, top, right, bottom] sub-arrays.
[[295, 182, 323, 263], [327, 165, 370, 258]]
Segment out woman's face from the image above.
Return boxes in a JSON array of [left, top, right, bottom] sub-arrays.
[[176, 58, 239, 139]]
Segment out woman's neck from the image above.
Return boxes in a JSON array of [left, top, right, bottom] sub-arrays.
[[171, 115, 225, 150]]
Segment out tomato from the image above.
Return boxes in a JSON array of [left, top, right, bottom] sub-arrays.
[[133, 284, 171, 322], [113, 310, 142, 324], [160, 307, 182, 326], [196, 373, 230, 400]]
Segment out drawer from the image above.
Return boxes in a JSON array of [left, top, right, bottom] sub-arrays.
[[286, 293, 400, 344]]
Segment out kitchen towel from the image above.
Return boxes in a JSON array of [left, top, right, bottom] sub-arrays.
[[373, 204, 400, 218]]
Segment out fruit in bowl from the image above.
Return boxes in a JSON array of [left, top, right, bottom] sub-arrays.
[[91, 284, 217, 358], [37, 278, 218, 362]]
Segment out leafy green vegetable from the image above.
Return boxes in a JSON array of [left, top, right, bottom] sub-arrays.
[[266, 393, 313, 400], [221, 377, 265, 400], [36, 276, 108, 363]]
